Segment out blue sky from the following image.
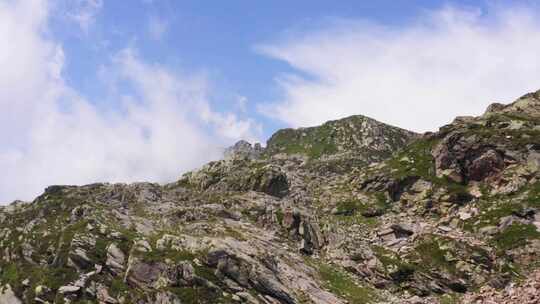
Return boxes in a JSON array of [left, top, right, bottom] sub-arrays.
[[2, 0, 540, 202], [51, 0, 496, 137]]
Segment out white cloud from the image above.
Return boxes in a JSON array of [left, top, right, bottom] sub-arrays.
[[147, 15, 168, 41], [66, 0, 103, 32], [257, 4, 540, 132], [235, 95, 248, 113], [0, 0, 260, 203]]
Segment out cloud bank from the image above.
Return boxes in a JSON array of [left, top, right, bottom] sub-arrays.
[[258, 5, 540, 132], [0, 0, 259, 203]]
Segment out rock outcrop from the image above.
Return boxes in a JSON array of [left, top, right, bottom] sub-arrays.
[[1, 90, 540, 303]]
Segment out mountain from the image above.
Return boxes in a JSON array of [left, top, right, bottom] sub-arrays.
[[264, 115, 417, 161], [1, 90, 539, 304]]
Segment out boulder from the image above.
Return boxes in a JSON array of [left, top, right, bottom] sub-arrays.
[[467, 149, 504, 181], [68, 234, 97, 270], [58, 285, 81, 294], [432, 132, 507, 184], [125, 260, 167, 289], [106, 243, 126, 275], [0, 285, 22, 304], [527, 151, 540, 171], [206, 249, 295, 304], [432, 135, 464, 183]]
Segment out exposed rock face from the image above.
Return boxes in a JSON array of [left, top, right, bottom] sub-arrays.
[[249, 165, 289, 198], [125, 260, 167, 288], [484, 90, 540, 118], [265, 114, 418, 162], [225, 140, 264, 160], [1, 90, 540, 303], [432, 135, 506, 183], [183, 161, 290, 198], [105, 243, 125, 275]]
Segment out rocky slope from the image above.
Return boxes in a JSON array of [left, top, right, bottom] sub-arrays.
[[0, 91, 539, 304]]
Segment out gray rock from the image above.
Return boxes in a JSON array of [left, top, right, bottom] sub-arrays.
[[225, 140, 263, 160], [154, 291, 182, 304], [390, 224, 415, 237], [106, 243, 126, 275], [236, 292, 260, 304], [58, 285, 80, 294], [125, 260, 166, 289], [96, 283, 118, 304], [479, 225, 499, 235], [0, 285, 22, 304], [68, 234, 97, 270]]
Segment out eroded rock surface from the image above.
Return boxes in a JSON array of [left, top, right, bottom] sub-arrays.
[[1, 90, 540, 303]]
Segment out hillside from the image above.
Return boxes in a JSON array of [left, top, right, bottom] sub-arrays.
[[1, 90, 539, 304]]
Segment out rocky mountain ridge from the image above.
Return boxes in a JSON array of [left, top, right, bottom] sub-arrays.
[[0, 90, 539, 304]]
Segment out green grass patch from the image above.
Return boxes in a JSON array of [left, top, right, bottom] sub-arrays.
[[170, 286, 232, 304], [409, 238, 458, 275], [439, 293, 462, 304], [386, 137, 470, 197], [334, 200, 363, 216], [526, 181, 540, 207], [466, 113, 540, 150], [194, 265, 220, 284], [464, 184, 540, 232], [387, 138, 438, 181], [110, 277, 130, 296], [0, 262, 78, 296], [463, 201, 522, 231], [265, 124, 338, 159], [0, 263, 21, 289], [372, 246, 416, 283], [328, 200, 380, 227], [275, 208, 284, 225], [142, 249, 196, 263], [316, 262, 377, 304], [221, 226, 247, 241], [491, 223, 540, 251], [334, 198, 389, 218]]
